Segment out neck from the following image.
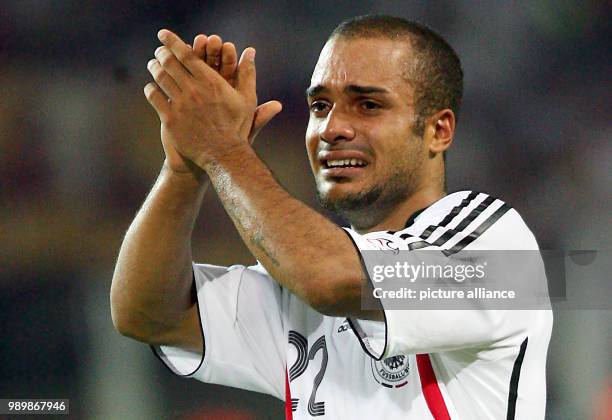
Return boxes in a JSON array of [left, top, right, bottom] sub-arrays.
[[349, 185, 445, 234]]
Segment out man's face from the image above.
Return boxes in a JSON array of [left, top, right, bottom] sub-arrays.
[[305, 37, 427, 218]]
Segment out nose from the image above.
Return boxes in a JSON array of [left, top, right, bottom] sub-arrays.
[[320, 107, 355, 144]]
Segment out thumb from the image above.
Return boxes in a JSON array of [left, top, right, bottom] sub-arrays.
[[236, 47, 257, 104], [249, 100, 283, 143]]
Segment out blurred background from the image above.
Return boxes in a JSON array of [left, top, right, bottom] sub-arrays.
[[0, 0, 610, 419]]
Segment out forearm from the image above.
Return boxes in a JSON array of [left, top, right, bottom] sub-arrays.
[[139, 30, 370, 317], [205, 146, 365, 315], [110, 163, 207, 339]]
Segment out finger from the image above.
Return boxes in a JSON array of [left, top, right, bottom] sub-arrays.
[[144, 82, 171, 118], [193, 34, 208, 58], [236, 47, 257, 104], [155, 46, 192, 88], [147, 58, 181, 99], [205, 35, 223, 70], [249, 100, 283, 141], [220, 42, 238, 85], [158, 29, 208, 80]]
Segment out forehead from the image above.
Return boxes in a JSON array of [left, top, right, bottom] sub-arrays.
[[309, 37, 413, 95]]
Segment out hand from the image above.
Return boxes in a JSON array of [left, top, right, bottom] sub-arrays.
[[191, 34, 282, 142], [145, 30, 282, 174], [193, 34, 238, 87]]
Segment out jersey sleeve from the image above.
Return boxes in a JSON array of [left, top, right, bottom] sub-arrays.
[[152, 262, 286, 399], [344, 197, 550, 360]]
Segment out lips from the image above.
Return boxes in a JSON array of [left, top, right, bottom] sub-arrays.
[[325, 157, 366, 168], [318, 150, 370, 177]]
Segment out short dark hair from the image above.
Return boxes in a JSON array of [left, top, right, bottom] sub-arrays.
[[329, 15, 463, 136]]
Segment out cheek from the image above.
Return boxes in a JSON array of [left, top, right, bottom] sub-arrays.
[[368, 126, 404, 156], [371, 129, 421, 172], [305, 127, 319, 167]]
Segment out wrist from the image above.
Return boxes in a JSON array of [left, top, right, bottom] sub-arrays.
[[197, 142, 255, 173], [161, 160, 209, 191]]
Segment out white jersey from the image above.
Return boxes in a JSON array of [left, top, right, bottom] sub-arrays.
[[153, 191, 552, 419]]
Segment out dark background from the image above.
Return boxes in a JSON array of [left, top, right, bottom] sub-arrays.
[[0, 1, 610, 418]]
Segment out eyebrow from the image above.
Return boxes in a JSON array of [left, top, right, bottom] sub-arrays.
[[305, 85, 327, 98], [305, 84, 390, 98]]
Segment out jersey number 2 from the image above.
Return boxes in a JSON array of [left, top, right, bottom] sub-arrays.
[[288, 331, 328, 416]]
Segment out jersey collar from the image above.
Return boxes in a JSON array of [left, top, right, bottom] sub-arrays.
[[404, 207, 427, 229]]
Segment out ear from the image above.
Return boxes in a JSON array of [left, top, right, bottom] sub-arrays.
[[424, 109, 455, 154]]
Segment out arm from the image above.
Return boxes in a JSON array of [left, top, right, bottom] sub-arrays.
[[153, 30, 381, 320], [204, 146, 377, 318], [110, 34, 282, 351], [110, 164, 207, 352]]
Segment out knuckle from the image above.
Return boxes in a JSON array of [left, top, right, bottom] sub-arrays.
[[186, 86, 201, 102], [209, 82, 222, 97], [154, 69, 166, 82], [186, 85, 197, 96]]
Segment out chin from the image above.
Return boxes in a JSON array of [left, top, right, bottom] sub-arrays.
[[317, 179, 361, 200], [315, 179, 384, 215]]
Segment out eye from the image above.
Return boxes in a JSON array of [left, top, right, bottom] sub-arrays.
[[309, 101, 330, 114], [361, 100, 381, 111]]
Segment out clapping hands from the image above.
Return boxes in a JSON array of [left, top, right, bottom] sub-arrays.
[[145, 30, 282, 175]]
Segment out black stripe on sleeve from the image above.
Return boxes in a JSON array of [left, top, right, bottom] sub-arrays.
[[428, 195, 496, 248], [506, 337, 529, 420], [405, 195, 498, 251], [448, 196, 496, 234], [419, 191, 480, 240], [443, 203, 511, 256]]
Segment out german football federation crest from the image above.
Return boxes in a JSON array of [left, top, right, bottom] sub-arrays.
[[366, 237, 400, 254], [371, 354, 410, 388]]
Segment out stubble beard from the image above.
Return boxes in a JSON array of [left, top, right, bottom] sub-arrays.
[[316, 156, 422, 230]]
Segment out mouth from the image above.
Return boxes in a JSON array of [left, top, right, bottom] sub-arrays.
[[323, 158, 367, 169], [318, 151, 370, 179]]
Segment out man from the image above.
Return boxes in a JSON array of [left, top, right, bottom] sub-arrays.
[[111, 15, 552, 419]]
